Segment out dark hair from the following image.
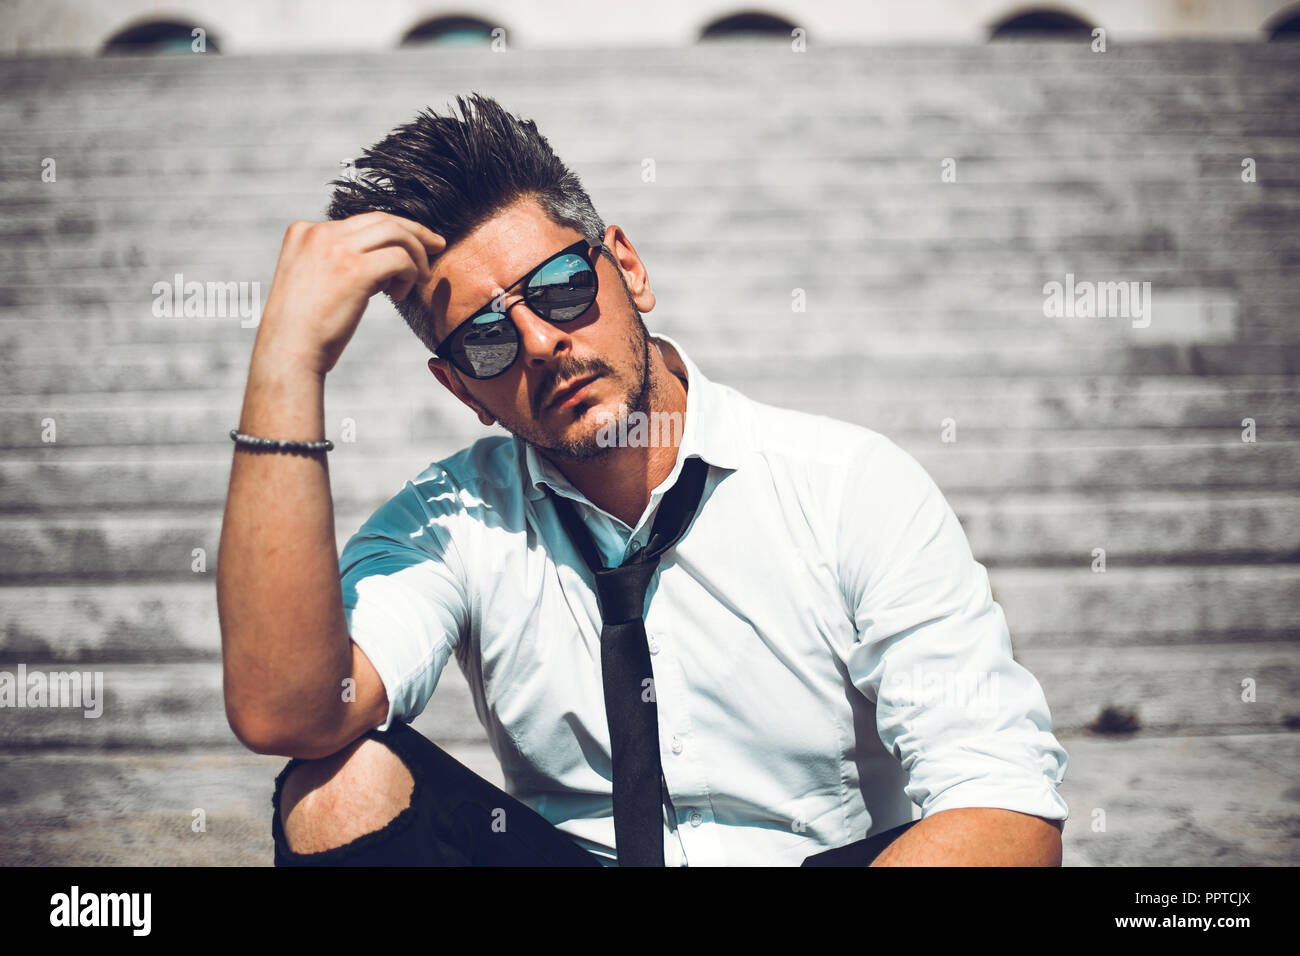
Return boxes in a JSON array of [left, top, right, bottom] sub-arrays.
[[325, 92, 615, 354]]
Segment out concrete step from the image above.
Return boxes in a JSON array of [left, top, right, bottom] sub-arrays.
[[952, 491, 1300, 567], [5, 95, 1277, 146], [5, 372, 1297, 446], [1, 640, 1296, 751], [6, 145, 1299, 192], [1055, 731, 1300, 866], [6, 235, 1295, 284], [992, 564, 1300, 648], [0, 277, 1283, 343], [7, 148, 1300, 197], [5, 48, 1293, 100], [3, 432, 1297, 511], [5, 191, 1299, 264], [0, 491, 1296, 580], [6, 341, 1300, 395], [0, 731, 1295, 865], [2, 566, 1296, 666], [0, 659, 489, 750], [0, 236, 1281, 281], [6, 69, 1298, 139], [1021, 642, 1300, 738], [0, 738, 501, 866], [5, 188, 1298, 263]]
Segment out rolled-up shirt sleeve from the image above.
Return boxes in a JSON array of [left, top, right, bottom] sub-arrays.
[[339, 469, 471, 733], [834, 433, 1069, 822]]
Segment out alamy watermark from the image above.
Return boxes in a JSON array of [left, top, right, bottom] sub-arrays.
[[0, 664, 104, 718], [1042, 273, 1151, 329], [886, 666, 1001, 716], [152, 273, 261, 327], [595, 402, 684, 448], [50, 886, 150, 936]]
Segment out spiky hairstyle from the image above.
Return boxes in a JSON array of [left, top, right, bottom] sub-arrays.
[[326, 92, 612, 353]]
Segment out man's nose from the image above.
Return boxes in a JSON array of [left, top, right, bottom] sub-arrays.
[[507, 298, 570, 365]]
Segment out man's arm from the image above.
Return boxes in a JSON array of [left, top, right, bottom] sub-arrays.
[[831, 432, 1070, 863], [217, 213, 444, 758], [871, 808, 1063, 866]]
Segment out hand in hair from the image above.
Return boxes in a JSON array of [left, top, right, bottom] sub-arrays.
[[256, 211, 445, 377]]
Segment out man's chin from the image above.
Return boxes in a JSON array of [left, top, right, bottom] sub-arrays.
[[509, 405, 616, 462], [529, 431, 615, 463], [553, 409, 621, 459]]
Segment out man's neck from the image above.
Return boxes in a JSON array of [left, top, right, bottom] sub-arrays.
[[540, 337, 688, 528]]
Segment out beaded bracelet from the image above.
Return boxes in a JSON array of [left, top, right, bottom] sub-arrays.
[[229, 428, 334, 453]]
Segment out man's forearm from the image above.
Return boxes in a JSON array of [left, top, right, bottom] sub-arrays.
[[871, 808, 1063, 866], [216, 344, 351, 751]]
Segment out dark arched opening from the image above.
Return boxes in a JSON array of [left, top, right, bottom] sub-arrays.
[[700, 11, 799, 41], [401, 15, 497, 47], [1265, 4, 1300, 39], [103, 19, 219, 55], [990, 8, 1095, 40]]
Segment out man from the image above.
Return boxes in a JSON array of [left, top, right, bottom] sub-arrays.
[[217, 93, 1068, 866]]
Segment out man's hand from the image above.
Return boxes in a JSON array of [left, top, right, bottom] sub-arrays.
[[871, 808, 1063, 866], [255, 211, 446, 377]]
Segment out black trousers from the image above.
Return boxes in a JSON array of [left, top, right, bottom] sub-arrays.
[[271, 721, 918, 866]]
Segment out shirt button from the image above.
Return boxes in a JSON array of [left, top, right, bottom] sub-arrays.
[[671, 736, 683, 755], [647, 635, 660, 655], [688, 810, 703, 827]]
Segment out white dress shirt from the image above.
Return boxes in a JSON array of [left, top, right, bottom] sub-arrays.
[[339, 333, 1069, 866]]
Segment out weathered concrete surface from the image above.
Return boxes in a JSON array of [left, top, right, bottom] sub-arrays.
[[1057, 732, 1300, 867], [1, 732, 1295, 866], [0, 742, 505, 867], [2, 43, 1297, 869]]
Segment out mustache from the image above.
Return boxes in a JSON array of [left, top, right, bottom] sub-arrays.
[[535, 358, 614, 413]]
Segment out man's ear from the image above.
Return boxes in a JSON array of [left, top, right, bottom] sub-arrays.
[[427, 357, 496, 427], [603, 225, 656, 316]]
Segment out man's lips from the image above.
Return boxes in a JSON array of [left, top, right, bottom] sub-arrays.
[[545, 374, 601, 410]]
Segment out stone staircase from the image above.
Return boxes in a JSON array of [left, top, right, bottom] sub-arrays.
[[1, 41, 1297, 865]]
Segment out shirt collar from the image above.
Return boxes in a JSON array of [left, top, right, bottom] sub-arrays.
[[519, 332, 745, 502]]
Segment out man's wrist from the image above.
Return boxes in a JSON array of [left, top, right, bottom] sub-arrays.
[[238, 338, 330, 440], [249, 331, 330, 384]]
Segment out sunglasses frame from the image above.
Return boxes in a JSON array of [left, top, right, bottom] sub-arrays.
[[432, 238, 605, 380]]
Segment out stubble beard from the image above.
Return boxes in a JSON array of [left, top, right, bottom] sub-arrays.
[[487, 312, 654, 463]]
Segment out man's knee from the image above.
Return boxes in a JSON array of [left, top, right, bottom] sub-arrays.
[[278, 734, 415, 855]]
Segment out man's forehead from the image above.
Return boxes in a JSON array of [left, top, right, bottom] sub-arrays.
[[425, 203, 570, 340]]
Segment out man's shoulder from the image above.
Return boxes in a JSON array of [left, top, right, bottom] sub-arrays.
[[720, 381, 906, 471], [350, 434, 524, 537], [412, 433, 523, 499]]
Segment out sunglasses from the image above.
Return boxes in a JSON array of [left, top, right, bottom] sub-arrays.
[[433, 238, 604, 380]]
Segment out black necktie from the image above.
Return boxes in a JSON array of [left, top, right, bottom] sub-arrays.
[[546, 455, 710, 866]]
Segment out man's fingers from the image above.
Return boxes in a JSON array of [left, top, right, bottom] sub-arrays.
[[350, 220, 436, 284], [368, 246, 420, 302], [393, 217, 446, 256], [338, 212, 446, 258], [386, 217, 448, 273], [334, 210, 391, 230]]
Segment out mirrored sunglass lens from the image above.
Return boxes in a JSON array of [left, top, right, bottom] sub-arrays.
[[526, 253, 596, 321], [456, 313, 518, 377]]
